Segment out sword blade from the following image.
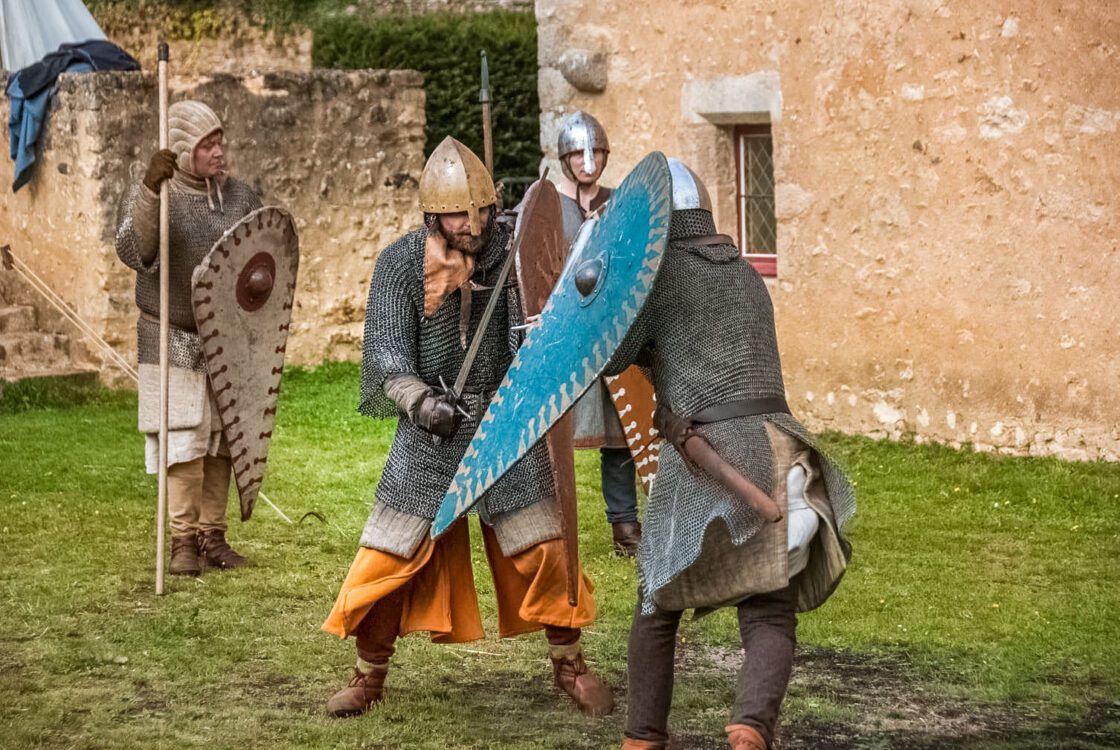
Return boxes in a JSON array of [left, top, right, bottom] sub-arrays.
[[450, 176, 547, 397]]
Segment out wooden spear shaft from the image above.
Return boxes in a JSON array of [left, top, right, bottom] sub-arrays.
[[156, 42, 170, 595]]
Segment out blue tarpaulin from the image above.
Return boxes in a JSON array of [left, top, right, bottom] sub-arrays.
[[2, 0, 138, 191], [0, 0, 105, 73]]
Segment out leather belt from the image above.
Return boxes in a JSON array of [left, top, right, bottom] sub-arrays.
[[689, 396, 790, 424], [139, 311, 198, 333]]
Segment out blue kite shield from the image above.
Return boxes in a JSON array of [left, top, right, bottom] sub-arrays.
[[432, 152, 672, 538]]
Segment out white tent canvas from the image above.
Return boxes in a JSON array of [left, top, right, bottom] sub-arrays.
[[0, 0, 105, 72]]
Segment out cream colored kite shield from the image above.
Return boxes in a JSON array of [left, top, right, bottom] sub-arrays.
[[418, 136, 497, 236], [191, 207, 300, 521]]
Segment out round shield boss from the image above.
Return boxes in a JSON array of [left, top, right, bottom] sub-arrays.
[[237, 252, 277, 312]]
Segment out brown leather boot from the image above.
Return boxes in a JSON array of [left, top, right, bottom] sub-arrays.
[[197, 529, 249, 569], [611, 521, 641, 557], [726, 723, 767, 750], [169, 534, 201, 576], [620, 739, 667, 749], [326, 661, 389, 718], [550, 643, 615, 716]]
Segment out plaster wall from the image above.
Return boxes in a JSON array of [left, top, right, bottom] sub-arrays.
[[1, 69, 425, 375], [537, 0, 1119, 461]]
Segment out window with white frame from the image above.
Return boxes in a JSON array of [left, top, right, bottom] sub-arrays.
[[735, 124, 776, 276]]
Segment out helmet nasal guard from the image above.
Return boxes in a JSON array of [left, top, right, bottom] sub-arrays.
[[419, 136, 497, 236]]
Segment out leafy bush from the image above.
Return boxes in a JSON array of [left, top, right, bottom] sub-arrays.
[[314, 10, 541, 201]]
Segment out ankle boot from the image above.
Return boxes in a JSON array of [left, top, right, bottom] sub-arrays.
[[550, 643, 614, 716], [726, 723, 767, 750], [169, 534, 202, 576], [326, 661, 389, 718], [198, 529, 249, 569], [620, 739, 667, 749], [611, 521, 641, 557]]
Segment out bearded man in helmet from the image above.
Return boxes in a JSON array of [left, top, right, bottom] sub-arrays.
[[115, 100, 260, 576], [555, 110, 642, 557], [606, 160, 855, 750], [321, 137, 613, 719]]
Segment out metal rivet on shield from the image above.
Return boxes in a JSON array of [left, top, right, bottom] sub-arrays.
[[575, 258, 602, 297]]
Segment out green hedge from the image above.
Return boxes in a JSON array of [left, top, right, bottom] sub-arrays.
[[314, 10, 540, 202]]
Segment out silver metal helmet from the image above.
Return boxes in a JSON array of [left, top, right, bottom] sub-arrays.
[[557, 111, 610, 181], [667, 158, 713, 213]]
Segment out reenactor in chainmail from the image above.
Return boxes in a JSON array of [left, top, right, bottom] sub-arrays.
[[556, 110, 642, 557], [606, 160, 856, 750], [321, 137, 613, 719], [115, 100, 261, 576]]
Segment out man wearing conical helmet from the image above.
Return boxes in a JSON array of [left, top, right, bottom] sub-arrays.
[[321, 137, 613, 719], [606, 160, 855, 750], [556, 110, 643, 558], [115, 100, 259, 576]]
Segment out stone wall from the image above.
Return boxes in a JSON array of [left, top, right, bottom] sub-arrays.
[[0, 69, 425, 376], [536, 0, 1119, 461]]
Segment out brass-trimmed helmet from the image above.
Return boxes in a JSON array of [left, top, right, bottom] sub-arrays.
[[419, 136, 497, 236], [557, 111, 609, 182]]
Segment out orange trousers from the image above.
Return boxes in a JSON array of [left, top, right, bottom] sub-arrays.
[[322, 520, 596, 652]]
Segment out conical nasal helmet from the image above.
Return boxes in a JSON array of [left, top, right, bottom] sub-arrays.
[[667, 158, 712, 212], [419, 136, 497, 236], [667, 159, 718, 240], [557, 111, 610, 181]]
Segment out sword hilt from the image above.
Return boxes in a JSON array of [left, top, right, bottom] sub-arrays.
[[438, 376, 472, 420]]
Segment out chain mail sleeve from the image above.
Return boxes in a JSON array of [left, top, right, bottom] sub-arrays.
[[603, 292, 654, 377], [240, 179, 264, 214], [359, 234, 424, 419], [115, 181, 162, 273]]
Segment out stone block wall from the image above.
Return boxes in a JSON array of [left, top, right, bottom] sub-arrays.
[[0, 69, 425, 376], [536, 0, 1119, 461]]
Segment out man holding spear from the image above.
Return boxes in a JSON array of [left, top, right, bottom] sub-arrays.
[[115, 87, 262, 578]]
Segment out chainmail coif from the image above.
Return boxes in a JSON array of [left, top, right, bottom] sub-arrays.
[[668, 208, 717, 240]]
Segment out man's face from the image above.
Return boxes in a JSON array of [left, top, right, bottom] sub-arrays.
[[566, 149, 606, 186], [192, 130, 226, 178], [437, 206, 492, 254]]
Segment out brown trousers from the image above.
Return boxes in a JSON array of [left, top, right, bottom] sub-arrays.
[[625, 581, 799, 748], [166, 454, 232, 536]]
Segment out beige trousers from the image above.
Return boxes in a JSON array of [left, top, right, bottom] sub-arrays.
[[167, 454, 233, 537]]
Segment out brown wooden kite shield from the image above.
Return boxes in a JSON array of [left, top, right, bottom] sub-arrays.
[[191, 206, 299, 521], [513, 177, 582, 606]]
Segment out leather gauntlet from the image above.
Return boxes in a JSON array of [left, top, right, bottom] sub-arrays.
[[143, 149, 177, 192], [416, 390, 464, 442]]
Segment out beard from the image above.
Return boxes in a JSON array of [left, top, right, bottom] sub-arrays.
[[436, 213, 493, 255]]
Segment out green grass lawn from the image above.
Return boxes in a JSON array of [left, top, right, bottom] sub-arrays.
[[1, 363, 1118, 749]]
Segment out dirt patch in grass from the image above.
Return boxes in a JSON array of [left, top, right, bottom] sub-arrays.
[[679, 643, 1120, 749]]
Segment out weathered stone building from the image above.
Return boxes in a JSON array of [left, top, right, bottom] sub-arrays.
[[1, 69, 425, 379], [537, 0, 1119, 461]]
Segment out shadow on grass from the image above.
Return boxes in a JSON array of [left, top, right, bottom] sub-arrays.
[[780, 647, 1120, 749]]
